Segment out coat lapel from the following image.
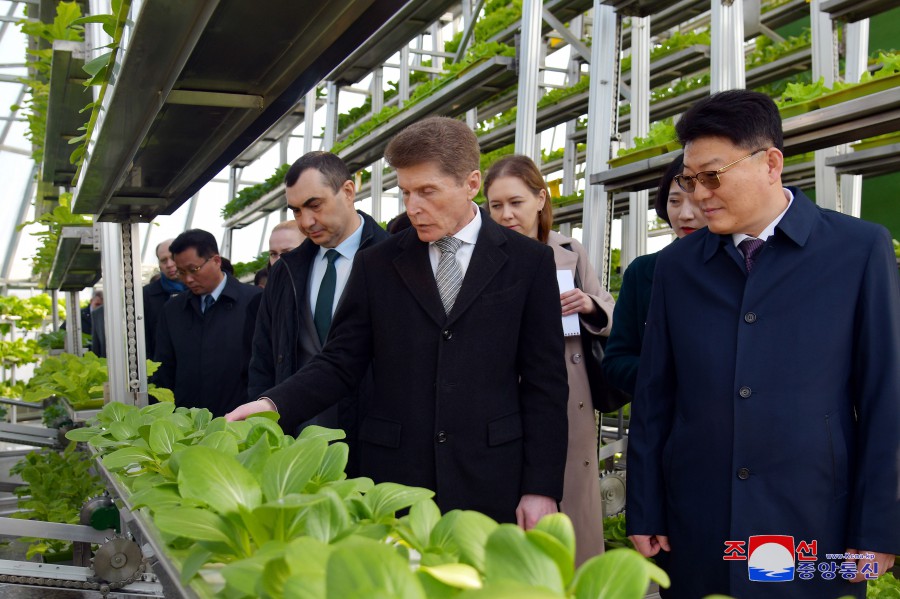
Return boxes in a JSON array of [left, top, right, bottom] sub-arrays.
[[393, 229, 447, 327], [285, 240, 321, 350], [446, 215, 507, 325]]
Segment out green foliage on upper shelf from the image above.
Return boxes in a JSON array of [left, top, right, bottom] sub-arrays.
[[615, 119, 677, 158], [745, 29, 811, 71], [0, 338, 44, 368], [552, 191, 585, 209], [232, 253, 268, 279], [221, 164, 290, 219], [477, 75, 590, 135], [776, 54, 900, 111], [13, 1, 84, 166], [0, 294, 65, 332], [332, 42, 516, 154], [20, 192, 92, 279], [69, 0, 132, 172], [445, 0, 523, 55], [9, 443, 106, 560], [620, 29, 711, 74], [542, 144, 587, 164], [337, 71, 432, 135], [36, 329, 91, 351], [620, 73, 711, 116], [66, 402, 669, 599], [23, 352, 173, 409]]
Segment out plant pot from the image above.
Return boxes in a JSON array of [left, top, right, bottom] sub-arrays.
[[816, 73, 900, 108], [608, 142, 673, 168], [778, 100, 818, 119], [850, 131, 900, 152]]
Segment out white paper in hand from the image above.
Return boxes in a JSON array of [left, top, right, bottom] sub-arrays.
[[556, 270, 580, 337]]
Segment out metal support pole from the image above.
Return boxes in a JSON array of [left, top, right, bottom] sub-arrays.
[[183, 193, 198, 230], [542, 8, 591, 64], [710, 0, 746, 92], [811, 0, 838, 210], [431, 23, 444, 71], [626, 16, 651, 267], [371, 67, 384, 221], [303, 88, 316, 155], [100, 222, 147, 406], [563, 18, 582, 197], [51, 289, 60, 331], [323, 82, 338, 150], [399, 45, 410, 106], [840, 20, 868, 217], [515, 0, 544, 161], [1, 163, 36, 282], [64, 290, 82, 356], [258, 213, 270, 256], [583, 3, 619, 287]]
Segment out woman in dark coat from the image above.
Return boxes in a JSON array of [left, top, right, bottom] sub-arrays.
[[601, 155, 706, 395]]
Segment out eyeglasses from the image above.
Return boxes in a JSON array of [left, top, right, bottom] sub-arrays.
[[175, 256, 213, 279], [674, 148, 767, 193]]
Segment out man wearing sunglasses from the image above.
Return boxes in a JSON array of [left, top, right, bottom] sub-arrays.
[[153, 229, 262, 416], [626, 90, 899, 599]]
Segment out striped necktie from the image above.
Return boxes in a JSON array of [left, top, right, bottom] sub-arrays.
[[434, 236, 464, 315]]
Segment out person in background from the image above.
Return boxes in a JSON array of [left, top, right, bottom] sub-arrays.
[[267, 219, 306, 266], [247, 151, 388, 473], [626, 90, 898, 598], [253, 269, 268, 289], [220, 257, 234, 276], [62, 288, 101, 336], [601, 154, 707, 395], [228, 117, 569, 529], [143, 239, 187, 360], [154, 229, 261, 416], [485, 154, 614, 565]]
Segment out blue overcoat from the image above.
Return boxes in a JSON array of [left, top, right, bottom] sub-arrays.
[[626, 188, 900, 599]]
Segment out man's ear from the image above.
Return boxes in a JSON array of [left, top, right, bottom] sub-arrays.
[[342, 179, 356, 204], [766, 147, 784, 185], [465, 170, 482, 201]]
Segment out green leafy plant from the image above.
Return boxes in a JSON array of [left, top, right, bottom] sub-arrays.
[[332, 42, 516, 154], [615, 119, 678, 158], [67, 403, 669, 598], [232, 253, 269, 279], [866, 570, 900, 598], [745, 30, 811, 71], [68, 0, 132, 171], [0, 338, 44, 367], [37, 329, 89, 350], [621, 29, 711, 74], [20, 192, 92, 279], [0, 294, 65, 332], [13, 1, 84, 165], [9, 442, 105, 560], [445, 0, 523, 55], [23, 353, 173, 409], [221, 164, 290, 219]]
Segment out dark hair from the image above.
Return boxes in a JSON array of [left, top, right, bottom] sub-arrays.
[[483, 155, 553, 244], [676, 90, 784, 152], [220, 257, 234, 276], [170, 229, 219, 259], [384, 116, 480, 184], [253, 268, 268, 287], [284, 151, 351, 192], [654, 154, 684, 226], [386, 211, 412, 234]]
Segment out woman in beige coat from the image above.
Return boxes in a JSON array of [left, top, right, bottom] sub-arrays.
[[484, 155, 615, 565]]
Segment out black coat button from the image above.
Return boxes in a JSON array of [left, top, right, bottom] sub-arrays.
[[442, 329, 452, 340], [739, 386, 752, 398], [744, 312, 757, 323], [436, 431, 448, 443], [737, 467, 751, 480]]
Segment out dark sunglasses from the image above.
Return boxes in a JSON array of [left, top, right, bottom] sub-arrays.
[[674, 148, 767, 193]]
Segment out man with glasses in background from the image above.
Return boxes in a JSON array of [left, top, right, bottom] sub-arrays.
[[626, 90, 899, 599], [153, 229, 261, 416]]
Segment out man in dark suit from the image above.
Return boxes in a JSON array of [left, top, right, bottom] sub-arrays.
[[248, 151, 388, 472], [143, 239, 186, 360], [626, 90, 899, 598], [154, 229, 261, 416], [229, 117, 568, 527]]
